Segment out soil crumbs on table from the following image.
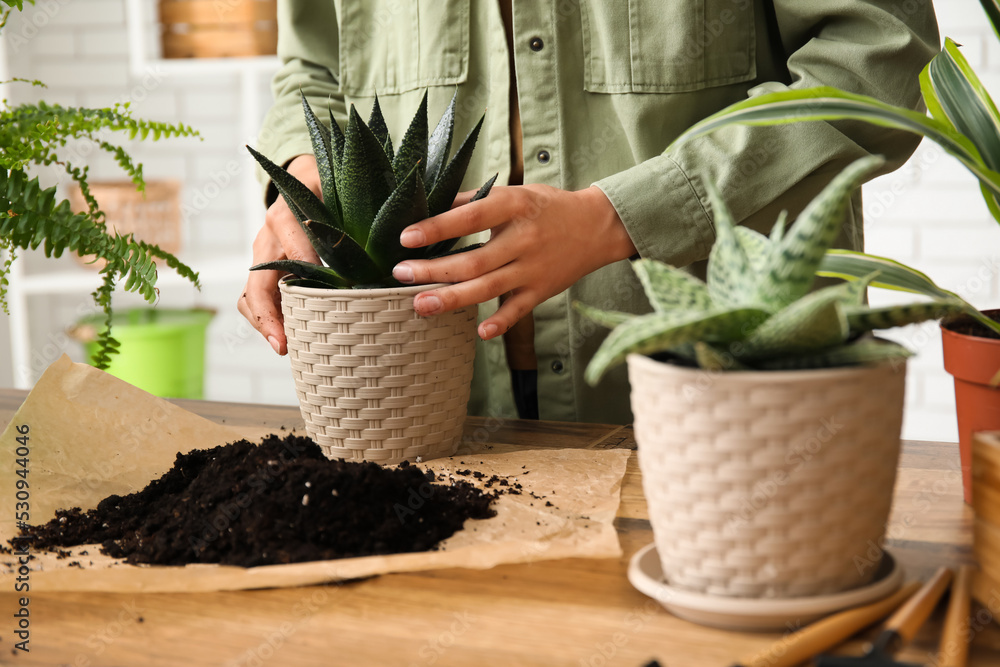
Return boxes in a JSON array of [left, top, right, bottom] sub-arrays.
[[13, 433, 498, 568]]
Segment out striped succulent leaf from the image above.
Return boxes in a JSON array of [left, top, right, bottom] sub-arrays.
[[754, 155, 884, 308], [584, 307, 771, 384], [632, 258, 712, 313], [579, 157, 961, 381], [248, 91, 494, 288]]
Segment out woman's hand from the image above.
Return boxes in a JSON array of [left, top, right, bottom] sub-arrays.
[[237, 154, 320, 355], [391, 184, 636, 340]]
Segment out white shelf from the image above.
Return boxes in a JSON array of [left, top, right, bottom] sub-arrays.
[[17, 254, 252, 295]]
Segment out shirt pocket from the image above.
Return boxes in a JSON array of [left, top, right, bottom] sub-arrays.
[[339, 0, 469, 97], [580, 0, 756, 94]]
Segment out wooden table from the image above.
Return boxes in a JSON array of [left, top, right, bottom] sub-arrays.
[[0, 388, 998, 667]]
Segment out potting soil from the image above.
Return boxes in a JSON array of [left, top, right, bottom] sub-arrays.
[[13, 433, 497, 567]]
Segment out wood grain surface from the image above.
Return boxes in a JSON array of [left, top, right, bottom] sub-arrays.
[[0, 389, 998, 666]]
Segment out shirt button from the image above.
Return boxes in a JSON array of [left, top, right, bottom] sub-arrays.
[[551, 360, 565, 374], [537, 150, 551, 164], [529, 37, 544, 52]]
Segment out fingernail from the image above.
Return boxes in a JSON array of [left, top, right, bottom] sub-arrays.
[[267, 335, 282, 355], [480, 323, 498, 340], [415, 294, 442, 314], [393, 264, 415, 284], [400, 228, 425, 247]]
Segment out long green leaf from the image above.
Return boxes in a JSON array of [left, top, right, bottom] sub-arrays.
[[365, 163, 430, 271], [755, 155, 883, 308], [846, 301, 971, 333], [983, 0, 1000, 41], [250, 260, 351, 288], [585, 307, 770, 385], [392, 92, 428, 185], [246, 145, 339, 230], [427, 114, 485, 216], [670, 86, 1000, 210], [425, 91, 457, 189], [704, 177, 758, 308], [632, 258, 712, 314], [339, 105, 397, 246], [301, 92, 340, 227], [573, 301, 634, 329]]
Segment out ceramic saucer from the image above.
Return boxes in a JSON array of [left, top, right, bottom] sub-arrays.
[[627, 542, 903, 632]]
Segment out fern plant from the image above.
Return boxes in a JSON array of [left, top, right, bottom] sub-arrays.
[[1, 0, 200, 368], [579, 156, 979, 383]]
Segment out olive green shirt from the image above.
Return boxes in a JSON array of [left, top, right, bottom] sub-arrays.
[[257, 0, 939, 425]]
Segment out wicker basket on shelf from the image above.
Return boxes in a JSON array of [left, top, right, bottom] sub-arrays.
[[68, 180, 182, 269], [159, 0, 278, 59]]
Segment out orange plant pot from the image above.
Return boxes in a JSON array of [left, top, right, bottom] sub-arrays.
[[942, 308, 1000, 504]]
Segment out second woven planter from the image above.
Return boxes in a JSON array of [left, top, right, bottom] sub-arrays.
[[628, 354, 906, 599], [280, 280, 477, 464]]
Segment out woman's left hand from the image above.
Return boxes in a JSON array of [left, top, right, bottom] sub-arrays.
[[391, 184, 637, 341]]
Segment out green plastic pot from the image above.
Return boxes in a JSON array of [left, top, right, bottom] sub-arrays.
[[72, 308, 215, 399]]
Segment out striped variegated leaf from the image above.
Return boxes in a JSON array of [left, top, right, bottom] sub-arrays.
[[754, 156, 883, 308], [585, 307, 770, 384], [670, 85, 1000, 226], [573, 301, 635, 329], [704, 177, 757, 308], [818, 250, 998, 333], [737, 282, 856, 361], [632, 258, 712, 314], [735, 226, 771, 276], [752, 339, 913, 370], [845, 300, 971, 333]]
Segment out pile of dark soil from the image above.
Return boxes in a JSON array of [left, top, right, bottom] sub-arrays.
[[15, 433, 497, 567], [944, 310, 1000, 341]]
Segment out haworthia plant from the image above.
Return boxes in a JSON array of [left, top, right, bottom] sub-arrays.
[[247, 91, 497, 288], [579, 156, 978, 383]]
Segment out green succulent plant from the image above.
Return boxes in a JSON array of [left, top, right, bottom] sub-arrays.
[[667, 0, 1000, 337], [247, 91, 496, 289], [579, 156, 979, 384]]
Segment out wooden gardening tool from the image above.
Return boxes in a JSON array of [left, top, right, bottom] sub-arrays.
[[732, 581, 921, 667], [936, 565, 974, 667], [814, 566, 954, 667]]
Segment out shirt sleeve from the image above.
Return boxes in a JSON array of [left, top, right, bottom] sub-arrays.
[[255, 0, 347, 205], [593, 1, 941, 269]]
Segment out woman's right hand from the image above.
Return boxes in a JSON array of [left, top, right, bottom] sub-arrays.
[[237, 154, 320, 355]]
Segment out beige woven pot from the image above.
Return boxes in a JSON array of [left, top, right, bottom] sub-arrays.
[[627, 354, 906, 599], [279, 280, 477, 464]]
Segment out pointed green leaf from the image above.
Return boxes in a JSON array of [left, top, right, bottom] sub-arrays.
[[427, 114, 485, 216], [392, 91, 428, 185], [669, 85, 1000, 218], [845, 300, 970, 333], [301, 93, 340, 226], [329, 103, 345, 166], [754, 155, 883, 308], [738, 282, 862, 361], [753, 339, 913, 370], [769, 211, 788, 244], [365, 163, 430, 271], [632, 258, 712, 314], [426, 173, 498, 256], [704, 177, 758, 309], [573, 301, 635, 329], [584, 307, 770, 385], [368, 94, 391, 156], [339, 105, 397, 245], [425, 91, 457, 189], [250, 260, 351, 288], [982, 0, 1000, 41], [246, 145, 339, 230]]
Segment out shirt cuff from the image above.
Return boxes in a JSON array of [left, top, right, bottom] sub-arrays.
[[593, 153, 716, 269]]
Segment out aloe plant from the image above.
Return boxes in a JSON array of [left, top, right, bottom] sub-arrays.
[[247, 92, 496, 289], [579, 157, 976, 384], [666, 0, 1000, 336]]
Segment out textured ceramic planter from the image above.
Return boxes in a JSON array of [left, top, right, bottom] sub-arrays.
[[627, 354, 906, 599], [279, 280, 477, 464], [942, 308, 1000, 504]]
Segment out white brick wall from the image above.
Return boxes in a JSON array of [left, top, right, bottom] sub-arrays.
[[0, 1, 996, 440]]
